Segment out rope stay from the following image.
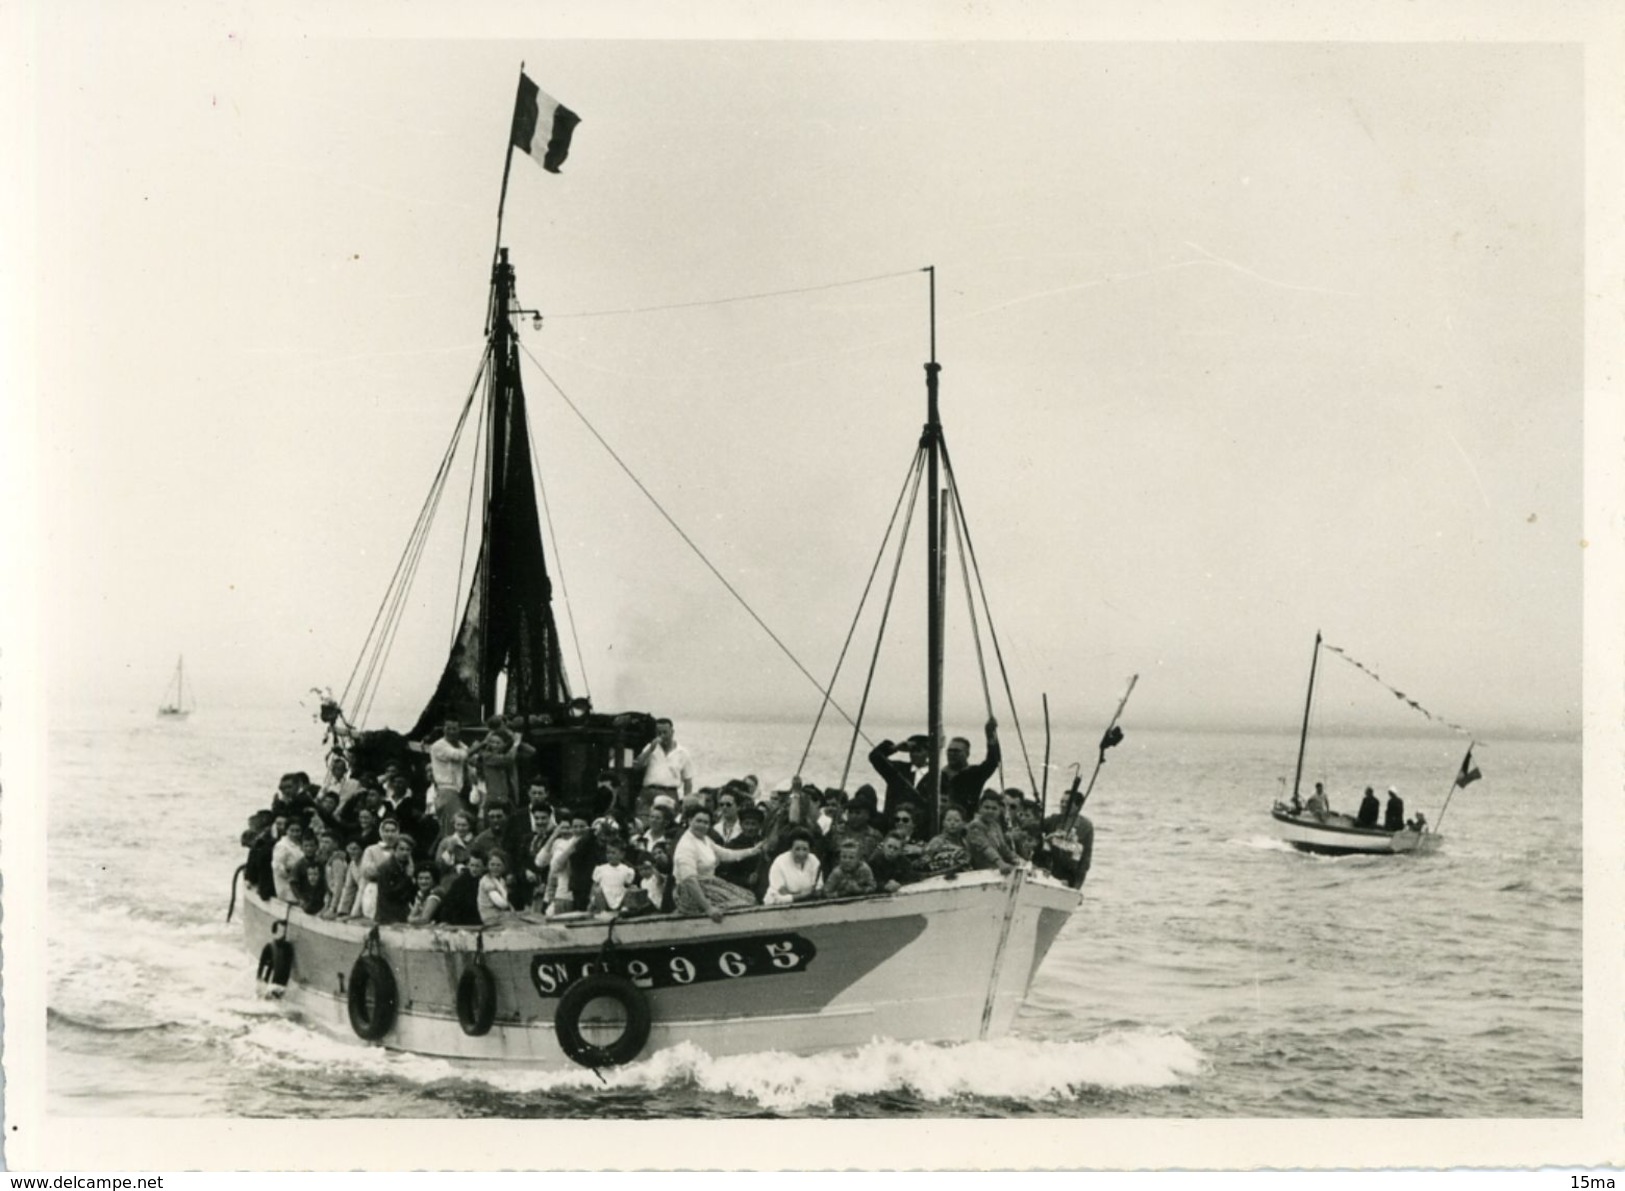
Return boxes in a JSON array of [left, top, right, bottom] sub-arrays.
[[526, 390, 592, 702], [833, 447, 927, 791], [341, 353, 490, 726], [939, 434, 1040, 796], [520, 341, 871, 736], [799, 446, 925, 782]]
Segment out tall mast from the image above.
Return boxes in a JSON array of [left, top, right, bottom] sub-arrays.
[[479, 248, 515, 722], [1291, 630, 1322, 802], [923, 266, 943, 812]]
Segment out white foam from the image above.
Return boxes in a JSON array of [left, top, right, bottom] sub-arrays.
[[223, 1029, 1206, 1110]]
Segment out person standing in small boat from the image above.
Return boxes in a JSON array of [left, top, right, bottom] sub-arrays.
[[1384, 786, 1406, 831], [1305, 782, 1331, 819], [634, 717, 694, 817], [1357, 786, 1381, 828]]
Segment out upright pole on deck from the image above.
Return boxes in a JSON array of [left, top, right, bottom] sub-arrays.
[[923, 266, 944, 823], [490, 64, 527, 293], [1290, 631, 1322, 803]]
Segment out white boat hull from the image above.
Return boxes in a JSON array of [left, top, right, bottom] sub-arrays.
[[241, 868, 1082, 1066], [1270, 807, 1440, 856]]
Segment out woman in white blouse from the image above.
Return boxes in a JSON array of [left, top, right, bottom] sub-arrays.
[[764, 829, 822, 905], [672, 808, 764, 921]]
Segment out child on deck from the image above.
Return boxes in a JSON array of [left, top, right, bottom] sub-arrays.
[[406, 867, 438, 925], [822, 836, 876, 898], [477, 850, 515, 925], [588, 838, 637, 914]]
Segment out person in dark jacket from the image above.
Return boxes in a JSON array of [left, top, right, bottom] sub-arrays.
[[1383, 786, 1406, 831], [1357, 786, 1381, 828]]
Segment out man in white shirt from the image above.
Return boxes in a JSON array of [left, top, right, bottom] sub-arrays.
[[321, 755, 364, 809], [634, 718, 694, 816], [412, 720, 470, 823]]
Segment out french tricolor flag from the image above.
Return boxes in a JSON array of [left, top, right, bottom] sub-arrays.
[[510, 73, 580, 174]]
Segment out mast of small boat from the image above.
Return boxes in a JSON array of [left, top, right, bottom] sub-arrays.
[[1290, 631, 1322, 803], [176, 656, 186, 708], [923, 266, 944, 815]]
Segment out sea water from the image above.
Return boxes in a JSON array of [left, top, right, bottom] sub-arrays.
[[45, 704, 1581, 1118]]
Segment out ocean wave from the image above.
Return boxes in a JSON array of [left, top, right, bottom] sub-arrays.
[[226, 1027, 1207, 1112], [46, 1007, 181, 1035]]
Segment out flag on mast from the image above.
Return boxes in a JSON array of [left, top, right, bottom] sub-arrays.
[[1454, 746, 1482, 789], [511, 73, 581, 174]]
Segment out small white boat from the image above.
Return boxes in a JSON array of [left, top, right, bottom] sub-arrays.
[[1269, 632, 1476, 857], [1268, 805, 1438, 856], [157, 655, 194, 719]]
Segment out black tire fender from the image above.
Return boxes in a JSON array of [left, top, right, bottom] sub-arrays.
[[456, 962, 498, 1037], [256, 938, 293, 994], [553, 973, 652, 1068], [347, 953, 398, 1041]]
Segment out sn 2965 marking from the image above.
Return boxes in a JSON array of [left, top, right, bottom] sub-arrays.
[[530, 932, 817, 997]]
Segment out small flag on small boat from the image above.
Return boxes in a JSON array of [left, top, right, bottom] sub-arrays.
[[511, 73, 580, 174], [1454, 746, 1482, 789]]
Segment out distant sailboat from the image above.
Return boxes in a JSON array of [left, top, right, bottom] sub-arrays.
[[157, 656, 194, 719]]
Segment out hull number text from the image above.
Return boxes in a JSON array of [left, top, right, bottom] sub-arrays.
[[530, 932, 817, 997]]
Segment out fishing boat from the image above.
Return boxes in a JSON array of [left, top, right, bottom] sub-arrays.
[[157, 655, 194, 719], [236, 74, 1091, 1068], [1269, 631, 1480, 856]]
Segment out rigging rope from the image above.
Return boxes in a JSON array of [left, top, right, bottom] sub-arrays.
[[837, 448, 927, 791], [451, 360, 489, 648], [947, 482, 1001, 786], [520, 341, 871, 737], [523, 374, 592, 701], [544, 269, 921, 321], [939, 435, 1040, 795], [341, 354, 488, 724], [782, 443, 921, 781], [1322, 642, 1473, 736]]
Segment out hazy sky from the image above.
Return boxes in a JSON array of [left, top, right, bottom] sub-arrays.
[[10, 7, 1601, 741]]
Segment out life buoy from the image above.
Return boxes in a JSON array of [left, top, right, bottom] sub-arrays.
[[553, 973, 652, 1068], [256, 938, 293, 995], [456, 962, 498, 1037], [347, 953, 398, 1041]]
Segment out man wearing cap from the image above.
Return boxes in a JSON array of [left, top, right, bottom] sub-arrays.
[[634, 718, 694, 818], [866, 734, 933, 834], [1383, 786, 1406, 832]]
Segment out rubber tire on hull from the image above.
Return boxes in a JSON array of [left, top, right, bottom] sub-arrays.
[[256, 939, 293, 990], [347, 954, 398, 1041], [553, 973, 652, 1068], [456, 963, 498, 1037]]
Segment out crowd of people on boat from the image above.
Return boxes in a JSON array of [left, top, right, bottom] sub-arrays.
[[238, 713, 1096, 929], [1282, 781, 1428, 833]]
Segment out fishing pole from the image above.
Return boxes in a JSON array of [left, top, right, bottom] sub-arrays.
[[1078, 673, 1139, 809]]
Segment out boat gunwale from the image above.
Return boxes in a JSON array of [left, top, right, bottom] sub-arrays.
[[244, 868, 1082, 954], [1268, 807, 1426, 841]]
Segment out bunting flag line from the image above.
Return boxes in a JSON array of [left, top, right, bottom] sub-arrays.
[[511, 73, 581, 174], [1454, 746, 1483, 789], [1321, 642, 1473, 735]]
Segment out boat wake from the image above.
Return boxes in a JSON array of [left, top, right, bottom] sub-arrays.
[[226, 1023, 1206, 1111]]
